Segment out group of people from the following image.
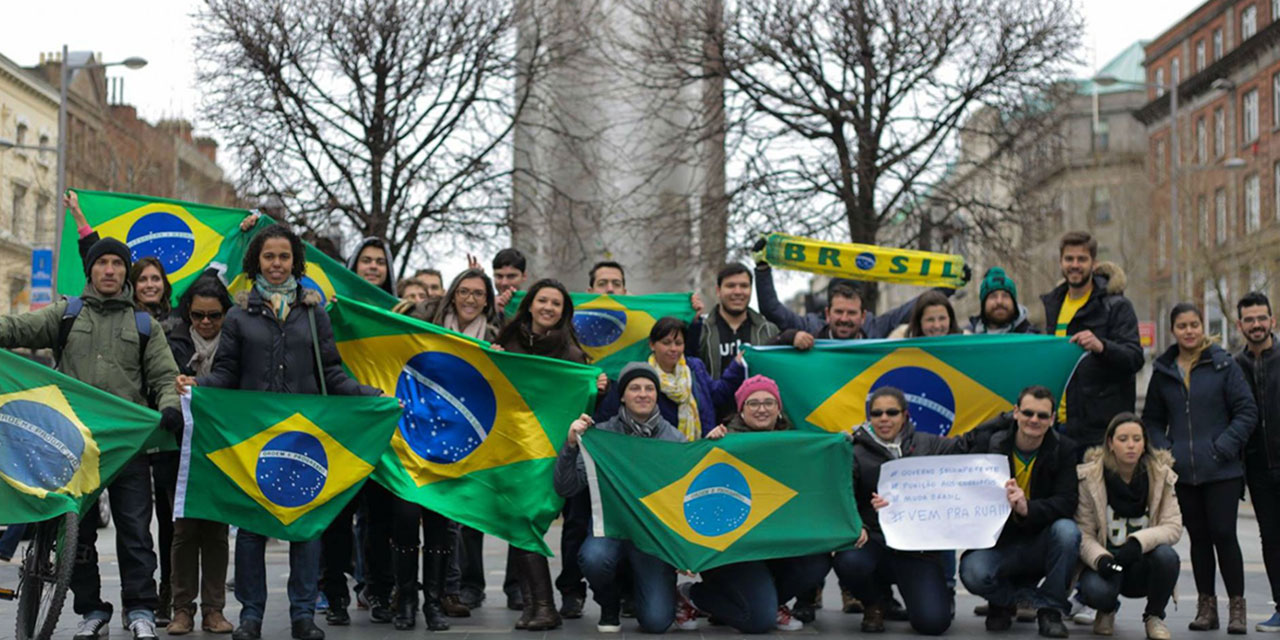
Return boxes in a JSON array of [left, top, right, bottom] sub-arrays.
[[1, 195, 1277, 640]]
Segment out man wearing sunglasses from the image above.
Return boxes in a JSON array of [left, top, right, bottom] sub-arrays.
[[957, 385, 1081, 639]]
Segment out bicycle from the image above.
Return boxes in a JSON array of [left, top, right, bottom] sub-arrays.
[[1, 513, 80, 640]]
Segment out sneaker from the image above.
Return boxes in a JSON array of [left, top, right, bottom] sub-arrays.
[[1037, 608, 1069, 638], [356, 589, 369, 611], [1260, 611, 1280, 633], [776, 605, 803, 631], [128, 618, 158, 640], [73, 616, 111, 639], [674, 583, 699, 631], [598, 602, 622, 633], [316, 592, 329, 612], [1071, 603, 1096, 625]]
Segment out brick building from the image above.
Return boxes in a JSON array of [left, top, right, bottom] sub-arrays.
[[1139, 0, 1280, 349]]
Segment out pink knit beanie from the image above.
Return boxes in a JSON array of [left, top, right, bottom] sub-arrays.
[[735, 375, 782, 413]]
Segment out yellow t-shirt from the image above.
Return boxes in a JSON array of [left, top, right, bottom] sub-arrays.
[[1013, 450, 1037, 499], [1054, 290, 1091, 420]]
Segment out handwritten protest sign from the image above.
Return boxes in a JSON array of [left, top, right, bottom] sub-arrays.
[[877, 454, 1011, 551]]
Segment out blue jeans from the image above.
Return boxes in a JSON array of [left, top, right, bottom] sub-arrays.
[[0, 523, 26, 559], [691, 555, 830, 634], [834, 539, 952, 635], [235, 530, 321, 623], [1077, 544, 1180, 619], [960, 518, 1081, 614], [579, 536, 675, 633], [71, 454, 158, 619]]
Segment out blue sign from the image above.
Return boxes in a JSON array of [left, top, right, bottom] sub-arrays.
[[31, 248, 53, 310]]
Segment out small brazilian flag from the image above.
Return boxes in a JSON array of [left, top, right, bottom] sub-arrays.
[[175, 387, 401, 541], [744, 335, 1084, 436], [504, 292, 695, 378], [58, 190, 399, 309], [0, 349, 161, 524], [581, 429, 859, 572], [330, 297, 602, 555]]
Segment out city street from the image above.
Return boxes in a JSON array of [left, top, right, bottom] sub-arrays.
[[0, 506, 1274, 639]]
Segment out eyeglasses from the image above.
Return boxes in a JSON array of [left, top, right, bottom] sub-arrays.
[[190, 311, 224, 322], [744, 398, 777, 410], [1019, 409, 1053, 421], [455, 288, 486, 301], [868, 408, 902, 418]]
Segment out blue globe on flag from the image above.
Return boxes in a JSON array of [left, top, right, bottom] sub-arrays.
[[869, 366, 956, 435], [683, 462, 753, 537], [256, 431, 328, 508], [574, 309, 628, 348], [126, 212, 196, 275], [0, 399, 84, 492], [396, 352, 497, 464]]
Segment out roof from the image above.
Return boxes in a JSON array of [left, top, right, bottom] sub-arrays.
[[1075, 40, 1148, 96], [0, 51, 59, 105]]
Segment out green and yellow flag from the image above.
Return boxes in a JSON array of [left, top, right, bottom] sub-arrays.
[[0, 350, 160, 524], [744, 335, 1083, 436], [330, 298, 602, 555], [175, 387, 401, 541], [581, 429, 859, 572], [58, 190, 399, 309], [504, 292, 696, 378], [761, 232, 967, 288]]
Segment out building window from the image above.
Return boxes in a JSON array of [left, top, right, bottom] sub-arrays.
[[1215, 107, 1226, 156], [1275, 74, 1280, 128], [1275, 161, 1280, 219], [1093, 187, 1112, 223], [1172, 57, 1181, 85], [14, 123, 27, 147], [1275, 0, 1280, 22], [35, 193, 48, 243], [1196, 41, 1207, 71], [1247, 173, 1262, 231], [10, 183, 26, 237], [1155, 68, 1165, 96], [1244, 5, 1259, 39], [1245, 89, 1260, 142], [1215, 29, 1224, 59], [1217, 187, 1229, 244], [1157, 224, 1166, 269], [1199, 194, 1210, 246], [1156, 139, 1167, 181], [1197, 117, 1207, 163], [1094, 118, 1110, 152]]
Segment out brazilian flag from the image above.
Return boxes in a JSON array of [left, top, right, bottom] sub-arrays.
[[175, 387, 401, 541], [330, 298, 601, 555], [505, 292, 696, 378], [58, 190, 399, 309], [744, 335, 1084, 436], [581, 429, 859, 572], [0, 349, 160, 524]]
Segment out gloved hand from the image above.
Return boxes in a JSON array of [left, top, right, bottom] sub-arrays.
[[961, 263, 973, 286], [1096, 555, 1121, 579], [751, 237, 768, 267], [159, 407, 184, 445], [1112, 538, 1143, 567]]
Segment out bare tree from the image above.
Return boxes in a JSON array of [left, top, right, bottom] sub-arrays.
[[630, 0, 1083, 304], [196, 0, 568, 272]]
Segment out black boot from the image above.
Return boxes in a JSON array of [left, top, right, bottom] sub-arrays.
[[515, 549, 561, 631], [392, 544, 418, 631], [422, 548, 451, 631]]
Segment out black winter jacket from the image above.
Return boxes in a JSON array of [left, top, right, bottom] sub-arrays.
[[198, 287, 379, 397], [1235, 336, 1280, 470], [959, 413, 1079, 546], [1144, 343, 1258, 485], [852, 422, 961, 541], [1039, 263, 1143, 447]]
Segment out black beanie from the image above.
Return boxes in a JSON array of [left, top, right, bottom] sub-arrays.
[[617, 362, 660, 392], [84, 237, 133, 276]]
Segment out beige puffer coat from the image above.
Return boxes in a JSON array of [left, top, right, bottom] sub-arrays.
[[1075, 445, 1183, 571]]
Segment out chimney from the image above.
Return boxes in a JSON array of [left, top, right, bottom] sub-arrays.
[[195, 136, 218, 163]]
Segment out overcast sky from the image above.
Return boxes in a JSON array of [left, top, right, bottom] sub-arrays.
[[3, 0, 1208, 294]]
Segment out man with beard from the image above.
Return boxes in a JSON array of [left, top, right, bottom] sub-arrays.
[[1039, 231, 1142, 451], [1234, 291, 1280, 632], [687, 263, 779, 379], [969, 267, 1036, 334]]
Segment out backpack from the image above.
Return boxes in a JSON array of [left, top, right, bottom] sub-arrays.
[[54, 296, 152, 372]]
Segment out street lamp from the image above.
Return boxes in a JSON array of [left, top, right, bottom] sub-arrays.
[[1093, 73, 1244, 301], [53, 45, 147, 279]]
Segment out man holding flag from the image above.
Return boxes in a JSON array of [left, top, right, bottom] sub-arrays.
[[0, 236, 184, 640]]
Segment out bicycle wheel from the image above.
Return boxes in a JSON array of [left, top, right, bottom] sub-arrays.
[[15, 512, 79, 640]]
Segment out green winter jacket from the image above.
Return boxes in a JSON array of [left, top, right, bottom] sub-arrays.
[[0, 283, 181, 411]]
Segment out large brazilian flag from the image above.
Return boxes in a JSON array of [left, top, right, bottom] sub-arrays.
[[744, 334, 1084, 436], [58, 190, 399, 309], [0, 349, 160, 524], [581, 429, 859, 572], [330, 298, 602, 555], [504, 292, 696, 379], [176, 387, 401, 541]]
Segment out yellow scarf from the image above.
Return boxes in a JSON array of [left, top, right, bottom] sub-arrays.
[[650, 354, 701, 441]]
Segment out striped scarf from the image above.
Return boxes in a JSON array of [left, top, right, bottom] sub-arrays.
[[650, 354, 700, 441]]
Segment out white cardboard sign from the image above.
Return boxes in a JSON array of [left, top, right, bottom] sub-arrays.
[[877, 454, 1012, 551]]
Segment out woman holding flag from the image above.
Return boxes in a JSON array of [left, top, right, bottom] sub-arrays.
[[176, 224, 383, 640], [494, 278, 607, 631]]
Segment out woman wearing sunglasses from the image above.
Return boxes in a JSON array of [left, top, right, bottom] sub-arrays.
[[1142, 303, 1256, 633], [832, 387, 961, 635]]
